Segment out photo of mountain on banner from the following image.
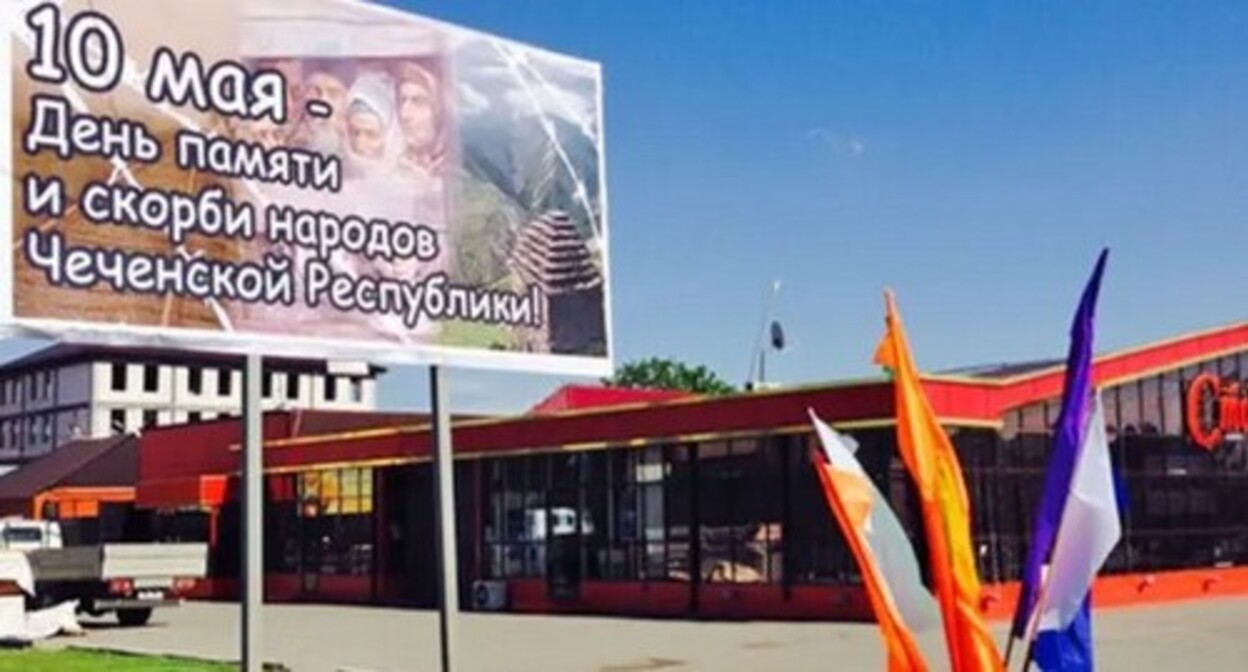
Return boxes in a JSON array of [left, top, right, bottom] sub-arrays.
[[4, 0, 610, 375]]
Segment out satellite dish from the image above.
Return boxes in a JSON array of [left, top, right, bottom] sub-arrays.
[[770, 320, 786, 351]]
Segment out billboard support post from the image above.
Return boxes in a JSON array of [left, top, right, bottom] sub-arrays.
[[242, 353, 264, 672], [430, 365, 460, 672]]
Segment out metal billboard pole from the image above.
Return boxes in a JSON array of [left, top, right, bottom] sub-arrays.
[[429, 365, 460, 672], [242, 354, 264, 672]]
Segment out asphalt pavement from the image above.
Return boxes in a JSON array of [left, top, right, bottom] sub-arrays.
[[38, 597, 1248, 671]]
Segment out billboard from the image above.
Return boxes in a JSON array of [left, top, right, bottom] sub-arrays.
[[2, 0, 611, 375]]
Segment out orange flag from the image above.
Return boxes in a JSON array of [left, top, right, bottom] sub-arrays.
[[810, 411, 934, 672], [873, 291, 1004, 672]]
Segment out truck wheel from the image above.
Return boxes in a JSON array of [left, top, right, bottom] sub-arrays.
[[117, 608, 153, 627]]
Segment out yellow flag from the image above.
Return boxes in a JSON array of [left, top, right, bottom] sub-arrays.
[[874, 291, 1004, 672]]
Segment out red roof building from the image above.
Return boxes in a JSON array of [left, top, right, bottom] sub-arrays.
[[528, 385, 696, 415], [132, 321, 1248, 618]]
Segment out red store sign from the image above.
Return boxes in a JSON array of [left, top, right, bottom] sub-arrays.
[[1185, 372, 1248, 451]]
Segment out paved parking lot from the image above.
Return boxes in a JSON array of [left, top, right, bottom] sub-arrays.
[[42, 597, 1248, 671]]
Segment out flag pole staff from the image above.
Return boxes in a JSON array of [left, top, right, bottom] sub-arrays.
[[1018, 568, 1055, 672]]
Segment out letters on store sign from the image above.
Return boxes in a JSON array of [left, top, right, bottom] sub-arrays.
[[1184, 372, 1248, 451]]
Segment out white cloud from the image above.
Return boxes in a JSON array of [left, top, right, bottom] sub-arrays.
[[807, 127, 867, 158]]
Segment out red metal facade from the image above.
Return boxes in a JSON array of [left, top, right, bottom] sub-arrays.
[[132, 322, 1248, 617]]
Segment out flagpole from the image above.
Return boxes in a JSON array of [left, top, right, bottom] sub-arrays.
[[1018, 568, 1055, 672], [1003, 634, 1018, 669]]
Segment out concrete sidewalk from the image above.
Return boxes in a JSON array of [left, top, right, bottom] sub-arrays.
[[43, 597, 1248, 671]]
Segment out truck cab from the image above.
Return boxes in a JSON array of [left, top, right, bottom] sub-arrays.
[[0, 518, 64, 552]]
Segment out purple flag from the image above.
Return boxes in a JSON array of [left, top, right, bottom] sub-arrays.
[[1010, 250, 1109, 651]]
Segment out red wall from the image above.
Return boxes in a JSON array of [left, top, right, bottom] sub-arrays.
[[254, 378, 999, 476], [186, 575, 375, 605], [140, 415, 293, 484], [183, 566, 1248, 623], [500, 568, 1248, 622]]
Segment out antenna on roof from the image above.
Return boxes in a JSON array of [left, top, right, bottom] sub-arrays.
[[746, 280, 785, 391]]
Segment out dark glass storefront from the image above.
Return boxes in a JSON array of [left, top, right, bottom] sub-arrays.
[[970, 351, 1248, 582], [137, 345, 1248, 615], [458, 350, 1248, 606]]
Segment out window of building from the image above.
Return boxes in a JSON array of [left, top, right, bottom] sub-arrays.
[[109, 409, 126, 434], [1161, 371, 1183, 437], [323, 376, 337, 402], [262, 371, 273, 399], [696, 438, 784, 585], [286, 373, 300, 400], [218, 369, 232, 396], [110, 363, 127, 392], [0, 381, 7, 405], [26, 418, 37, 445], [484, 455, 550, 579], [188, 367, 203, 394], [41, 416, 52, 443], [26, 375, 38, 400], [143, 409, 159, 429], [1140, 375, 1162, 435], [44, 371, 54, 400], [271, 467, 375, 577], [1120, 381, 1143, 432], [187, 411, 202, 424], [266, 474, 299, 574], [482, 439, 784, 585], [142, 365, 159, 393]]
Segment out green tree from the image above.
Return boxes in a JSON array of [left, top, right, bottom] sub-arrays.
[[603, 357, 736, 395]]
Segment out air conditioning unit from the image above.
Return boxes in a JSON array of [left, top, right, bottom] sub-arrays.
[[471, 580, 508, 612]]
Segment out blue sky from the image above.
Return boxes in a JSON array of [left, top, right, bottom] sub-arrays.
[[4, 1, 1247, 414], [398, 1, 1248, 412]]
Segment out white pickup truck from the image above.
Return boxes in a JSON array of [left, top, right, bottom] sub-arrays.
[[0, 518, 208, 626]]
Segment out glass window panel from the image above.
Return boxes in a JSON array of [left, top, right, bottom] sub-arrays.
[[1001, 409, 1021, 441], [1101, 386, 1120, 440], [1161, 371, 1183, 436], [1020, 403, 1046, 435], [1220, 355, 1240, 380], [1140, 375, 1162, 435], [1117, 380, 1141, 434], [301, 472, 321, 500], [321, 470, 341, 506], [1044, 399, 1062, 431], [700, 441, 729, 460], [341, 468, 360, 499]]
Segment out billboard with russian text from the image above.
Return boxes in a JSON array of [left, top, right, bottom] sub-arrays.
[[2, 0, 611, 375]]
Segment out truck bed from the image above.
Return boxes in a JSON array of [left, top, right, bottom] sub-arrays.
[[27, 543, 208, 583]]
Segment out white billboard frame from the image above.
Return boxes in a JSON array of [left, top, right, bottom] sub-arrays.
[[0, 0, 614, 378]]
